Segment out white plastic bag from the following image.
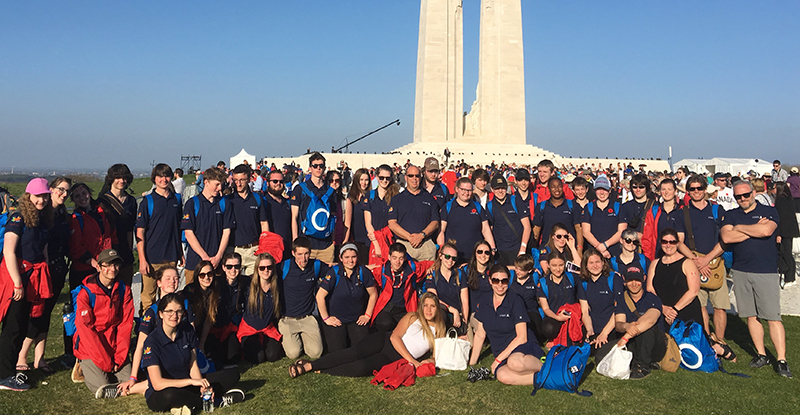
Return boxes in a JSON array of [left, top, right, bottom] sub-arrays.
[[597, 345, 633, 380], [434, 328, 471, 371]]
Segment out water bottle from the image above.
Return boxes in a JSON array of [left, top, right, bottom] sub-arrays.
[[202, 389, 214, 413]]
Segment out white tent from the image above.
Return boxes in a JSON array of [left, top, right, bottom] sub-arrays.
[[230, 149, 256, 168], [672, 157, 772, 176]]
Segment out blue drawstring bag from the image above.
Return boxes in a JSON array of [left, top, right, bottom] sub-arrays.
[[532, 343, 592, 397], [669, 320, 719, 373]]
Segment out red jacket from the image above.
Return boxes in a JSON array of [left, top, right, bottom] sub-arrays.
[[368, 227, 394, 270], [641, 205, 661, 262], [554, 303, 583, 347], [370, 259, 431, 324], [533, 182, 574, 202], [73, 274, 133, 373], [0, 258, 52, 321], [69, 205, 116, 272]]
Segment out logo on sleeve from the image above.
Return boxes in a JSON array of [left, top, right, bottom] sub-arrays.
[[11, 216, 21, 223], [183, 214, 190, 220], [144, 347, 152, 355]]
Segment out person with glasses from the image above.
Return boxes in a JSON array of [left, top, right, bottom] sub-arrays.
[[470, 264, 543, 385], [238, 253, 284, 363], [438, 177, 495, 262], [610, 229, 650, 277], [264, 170, 293, 261], [641, 179, 683, 260], [581, 174, 626, 261], [721, 180, 792, 378], [205, 252, 249, 366], [388, 165, 440, 261], [618, 174, 654, 240], [182, 261, 218, 357], [424, 241, 469, 335], [71, 249, 134, 399], [674, 174, 730, 345], [317, 244, 377, 352], [98, 164, 137, 287], [423, 157, 451, 211], [136, 163, 183, 314], [325, 170, 347, 260], [141, 293, 244, 413], [345, 169, 372, 264], [771, 159, 788, 183], [371, 243, 431, 333], [532, 177, 583, 252], [538, 223, 580, 275], [464, 240, 495, 342], [228, 164, 269, 277], [646, 228, 705, 326], [710, 172, 738, 211], [536, 251, 578, 345], [291, 152, 336, 264], [364, 164, 400, 261]]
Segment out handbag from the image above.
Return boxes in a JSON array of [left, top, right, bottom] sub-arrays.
[[434, 328, 471, 371], [659, 334, 681, 372], [683, 208, 725, 290], [596, 345, 632, 380]]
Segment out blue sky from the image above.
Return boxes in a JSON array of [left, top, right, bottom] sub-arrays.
[[1, 1, 798, 170]]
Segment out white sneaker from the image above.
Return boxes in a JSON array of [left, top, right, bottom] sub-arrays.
[[220, 388, 245, 407], [170, 405, 191, 415], [94, 383, 119, 399]]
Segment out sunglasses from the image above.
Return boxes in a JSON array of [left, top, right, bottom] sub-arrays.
[[406, 174, 421, 178], [688, 186, 704, 192], [378, 176, 392, 181], [330, 179, 341, 184], [631, 185, 647, 189], [441, 253, 456, 260], [553, 234, 568, 240], [475, 249, 491, 256], [224, 264, 242, 270], [734, 192, 752, 201], [310, 163, 326, 169], [197, 271, 214, 279], [269, 179, 283, 184], [490, 277, 510, 285], [660, 239, 679, 245], [623, 238, 640, 245], [258, 264, 275, 272]]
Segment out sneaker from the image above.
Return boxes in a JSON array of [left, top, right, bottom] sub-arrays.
[[777, 360, 793, 378], [629, 363, 651, 380], [220, 389, 245, 407], [650, 362, 662, 371], [170, 405, 191, 415], [0, 373, 30, 391], [749, 354, 770, 369], [71, 360, 85, 383], [95, 383, 119, 399]]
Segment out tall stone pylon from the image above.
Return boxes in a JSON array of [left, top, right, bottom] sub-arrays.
[[413, 0, 463, 144], [463, 0, 526, 145]]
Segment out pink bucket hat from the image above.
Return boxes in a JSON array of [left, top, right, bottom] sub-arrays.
[[25, 178, 51, 195]]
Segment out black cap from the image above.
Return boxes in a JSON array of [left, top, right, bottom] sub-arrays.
[[515, 168, 531, 181], [491, 175, 508, 189], [621, 267, 645, 283]]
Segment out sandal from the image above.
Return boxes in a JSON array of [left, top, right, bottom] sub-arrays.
[[295, 359, 311, 367], [289, 361, 309, 378], [715, 341, 737, 362], [16, 363, 30, 371], [36, 362, 56, 374]]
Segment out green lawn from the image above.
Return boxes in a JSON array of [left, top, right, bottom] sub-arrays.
[[1, 287, 798, 415]]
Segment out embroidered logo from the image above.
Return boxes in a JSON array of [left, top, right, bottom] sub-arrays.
[[144, 347, 152, 355]]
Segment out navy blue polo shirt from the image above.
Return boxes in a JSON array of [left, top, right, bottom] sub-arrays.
[[474, 292, 530, 357], [364, 192, 390, 231], [616, 291, 664, 332], [424, 268, 467, 311], [242, 289, 277, 330], [265, 193, 292, 249], [509, 271, 540, 313], [229, 191, 268, 246], [318, 264, 375, 324], [488, 196, 529, 252], [216, 276, 249, 327], [378, 262, 415, 308], [618, 200, 648, 232], [387, 189, 440, 236], [427, 181, 451, 211], [580, 201, 622, 257], [351, 196, 369, 244], [674, 202, 722, 254], [536, 272, 577, 313], [576, 273, 624, 334], [611, 253, 649, 275], [464, 264, 492, 313], [441, 200, 490, 260], [142, 323, 199, 399], [290, 180, 334, 250], [181, 195, 235, 270], [5, 213, 48, 263], [136, 191, 182, 264], [280, 259, 327, 317], [139, 298, 195, 335], [533, 199, 579, 243], [722, 203, 779, 273]]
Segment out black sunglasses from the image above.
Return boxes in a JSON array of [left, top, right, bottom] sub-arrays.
[[258, 264, 276, 272], [269, 179, 283, 184], [441, 253, 456, 260], [734, 192, 752, 200], [660, 239, 679, 245], [688, 186, 704, 192], [623, 238, 640, 245], [224, 264, 242, 270], [406, 174, 421, 178], [378, 176, 392, 181], [197, 271, 214, 279], [490, 277, 509, 285], [553, 234, 568, 240], [310, 163, 325, 169], [631, 185, 647, 189], [475, 249, 491, 255]]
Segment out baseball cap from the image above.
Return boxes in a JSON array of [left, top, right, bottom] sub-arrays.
[[515, 168, 531, 181], [490, 175, 508, 189], [594, 175, 611, 191], [424, 157, 440, 171], [713, 172, 726, 180], [97, 249, 122, 265], [25, 178, 51, 196], [621, 267, 645, 283], [792, 167, 799, 174]]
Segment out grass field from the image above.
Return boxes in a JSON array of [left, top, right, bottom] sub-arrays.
[[1, 285, 797, 415]]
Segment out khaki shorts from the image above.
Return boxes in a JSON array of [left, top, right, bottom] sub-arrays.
[[698, 283, 731, 310], [398, 239, 437, 262], [310, 244, 335, 264], [232, 244, 259, 276]]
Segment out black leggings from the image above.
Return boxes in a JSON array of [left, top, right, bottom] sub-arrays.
[[373, 304, 406, 333], [321, 321, 370, 353], [205, 332, 241, 365], [310, 332, 402, 377], [241, 334, 284, 364], [146, 368, 239, 412], [0, 298, 31, 378], [538, 316, 564, 342]]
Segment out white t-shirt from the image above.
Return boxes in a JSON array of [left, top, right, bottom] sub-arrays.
[[714, 186, 738, 211], [401, 319, 436, 359]]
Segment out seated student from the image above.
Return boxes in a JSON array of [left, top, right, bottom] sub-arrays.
[[610, 229, 649, 276], [463, 240, 495, 342], [424, 241, 469, 335], [73, 249, 134, 399], [469, 264, 543, 385], [535, 251, 578, 344], [509, 254, 544, 342], [207, 252, 250, 365], [614, 268, 667, 379], [371, 243, 431, 333], [182, 261, 217, 351], [279, 237, 328, 360], [119, 266, 193, 396], [291, 292, 445, 378], [142, 293, 244, 413], [538, 223, 581, 275], [239, 253, 284, 364], [317, 244, 378, 352], [577, 250, 624, 360]]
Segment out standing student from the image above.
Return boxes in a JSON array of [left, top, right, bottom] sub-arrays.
[[98, 164, 137, 286], [581, 175, 626, 259], [345, 168, 371, 264], [438, 177, 495, 261], [0, 179, 53, 391], [137, 163, 183, 312], [487, 175, 531, 266], [291, 152, 336, 264], [239, 253, 284, 364], [182, 167, 234, 284], [264, 170, 292, 261], [364, 164, 399, 260], [68, 182, 116, 292], [228, 164, 269, 277]]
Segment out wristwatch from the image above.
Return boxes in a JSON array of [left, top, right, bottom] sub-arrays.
[[421, 231, 427, 238]]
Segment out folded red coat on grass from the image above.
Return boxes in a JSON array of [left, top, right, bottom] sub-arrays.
[[554, 303, 583, 347], [371, 359, 405, 385], [255, 231, 285, 263], [415, 362, 436, 377], [371, 359, 417, 390]]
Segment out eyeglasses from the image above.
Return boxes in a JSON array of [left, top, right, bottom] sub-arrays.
[[310, 163, 326, 169], [631, 185, 647, 189], [161, 309, 185, 316], [441, 253, 456, 260], [660, 239, 679, 245], [475, 249, 491, 256], [734, 191, 752, 201], [406, 174, 421, 178], [258, 264, 275, 272], [490, 277, 509, 285], [233, 179, 249, 183], [197, 271, 214, 279], [223, 264, 242, 270], [378, 176, 392, 181], [53, 187, 70, 195], [457, 187, 473, 192], [269, 179, 283, 184], [623, 238, 640, 245], [553, 234, 568, 240]]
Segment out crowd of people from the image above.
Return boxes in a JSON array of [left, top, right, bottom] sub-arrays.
[[0, 153, 797, 412]]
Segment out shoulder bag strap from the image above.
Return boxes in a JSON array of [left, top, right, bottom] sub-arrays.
[[683, 208, 696, 251]]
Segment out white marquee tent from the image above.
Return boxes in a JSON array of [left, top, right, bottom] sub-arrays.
[[230, 149, 256, 168], [672, 157, 773, 176]]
